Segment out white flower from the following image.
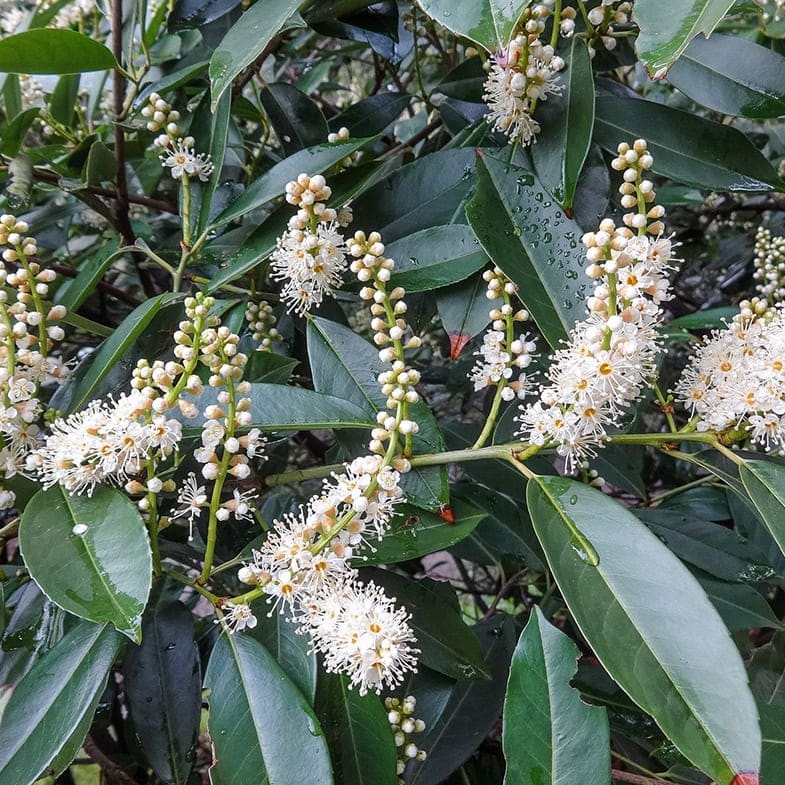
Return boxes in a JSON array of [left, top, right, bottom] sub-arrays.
[[219, 601, 257, 632], [171, 473, 208, 540], [160, 138, 215, 182]]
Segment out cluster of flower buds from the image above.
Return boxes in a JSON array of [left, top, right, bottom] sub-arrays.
[[349, 230, 422, 451], [0, 216, 69, 491], [326, 126, 359, 167], [744, 225, 785, 314], [585, 1, 632, 57], [757, 0, 785, 24], [483, 4, 565, 145], [386, 695, 427, 780], [141, 92, 182, 147], [517, 140, 676, 471], [245, 300, 282, 351], [469, 267, 536, 401], [271, 174, 350, 315]]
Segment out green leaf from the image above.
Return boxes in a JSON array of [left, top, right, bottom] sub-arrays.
[[84, 140, 117, 185], [260, 83, 329, 156], [55, 241, 122, 312], [696, 574, 783, 631], [531, 37, 594, 209], [437, 275, 491, 359], [48, 73, 79, 126], [668, 34, 785, 118], [19, 486, 152, 641], [466, 154, 585, 348], [53, 293, 175, 414], [124, 598, 201, 785], [357, 500, 486, 565], [386, 225, 487, 291], [211, 137, 373, 228], [367, 569, 489, 680], [1, 108, 40, 157], [669, 306, 738, 330], [0, 29, 117, 74], [761, 703, 785, 785], [209, 0, 304, 109], [307, 317, 447, 508], [196, 88, 232, 234], [179, 382, 374, 433], [417, 0, 533, 51], [594, 96, 784, 193], [329, 93, 411, 136], [204, 633, 334, 785], [248, 604, 317, 703], [527, 476, 761, 784], [632, 0, 735, 77], [407, 616, 516, 785], [740, 460, 785, 564], [318, 675, 397, 785], [0, 621, 121, 785], [503, 607, 611, 785]]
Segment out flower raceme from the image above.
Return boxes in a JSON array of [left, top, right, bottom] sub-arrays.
[[516, 140, 677, 471]]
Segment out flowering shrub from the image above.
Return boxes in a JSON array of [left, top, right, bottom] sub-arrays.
[[2, 1, 785, 785]]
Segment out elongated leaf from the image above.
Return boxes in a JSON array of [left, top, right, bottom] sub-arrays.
[[55, 293, 174, 414], [668, 34, 785, 118], [531, 37, 594, 208], [594, 97, 784, 193], [368, 569, 489, 680], [527, 476, 761, 784], [696, 574, 783, 632], [55, 240, 122, 312], [329, 92, 411, 136], [740, 460, 785, 561], [0, 621, 121, 785], [179, 383, 374, 433], [386, 225, 487, 291], [124, 598, 201, 785], [19, 486, 152, 641], [358, 500, 486, 565], [417, 0, 533, 51], [761, 703, 785, 785], [197, 89, 232, 234], [211, 137, 373, 228], [503, 607, 611, 785], [437, 275, 490, 359], [407, 616, 517, 785], [466, 154, 585, 347], [318, 674, 397, 785], [307, 317, 448, 508], [248, 605, 317, 703], [632, 0, 735, 77], [204, 633, 333, 785], [261, 83, 328, 156], [0, 29, 117, 74], [209, 0, 303, 109]]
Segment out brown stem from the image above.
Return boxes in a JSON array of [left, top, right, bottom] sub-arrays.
[[233, 32, 286, 96], [83, 734, 141, 785], [377, 119, 442, 160], [482, 570, 525, 620], [611, 770, 673, 785], [48, 262, 141, 306], [111, 0, 156, 297]]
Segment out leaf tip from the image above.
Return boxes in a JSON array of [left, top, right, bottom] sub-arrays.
[[449, 332, 472, 359], [731, 773, 759, 785]]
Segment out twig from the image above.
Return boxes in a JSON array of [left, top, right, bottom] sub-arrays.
[[612, 770, 673, 785], [377, 119, 442, 160], [83, 734, 141, 785], [233, 32, 286, 96], [452, 555, 489, 613], [482, 570, 525, 620], [48, 262, 141, 306]]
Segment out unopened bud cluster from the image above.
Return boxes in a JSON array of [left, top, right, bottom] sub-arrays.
[[141, 92, 182, 148], [469, 268, 536, 401], [483, 4, 565, 145], [745, 225, 785, 312], [245, 300, 282, 351], [272, 174, 350, 315], [326, 126, 359, 168], [585, 1, 632, 57], [386, 695, 427, 780]]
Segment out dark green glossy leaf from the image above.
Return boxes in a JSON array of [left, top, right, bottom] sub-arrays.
[[668, 34, 785, 118], [669, 307, 738, 330], [531, 37, 594, 209], [208, 0, 303, 108], [1, 108, 40, 157], [761, 703, 785, 785], [466, 154, 585, 348], [248, 604, 317, 703], [179, 382, 374, 433], [740, 460, 785, 561], [245, 352, 299, 384], [204, 633, 333, 785], [437, 275, 491, 359], [329, 92, 411, 136], [357, 500, 486, 565], [350, 148, 475, 242], [307, 317, 447, 508], [417, 0, 533, 51], [197, 88, 232, 234], [84, 140, 116, 185], [318, 674, 397, 785], [528, 476, 761, 784], [19, 486, 152, 641], [260, 83, 329, 156], [0, 29, 118, 74], [367, 569, 489, 680], [503, 607, 611, 785], [211, 137, 373, 228], [696, 574, 783, 631], [406, 616, 517, 785], [48, 73, 79, 126], [55, 241, 122, 312], [749, 632, 785, 706], [594, 96, 784, 192], [124, 598, 201, 785], [386, 225, 487, 291], [0, 621, 121, 785], [632, 0, 735, 77]]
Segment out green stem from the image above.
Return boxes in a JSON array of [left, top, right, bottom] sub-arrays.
[[173, 173, 192, 292], [164, 568, 220, 604], [550, 0, 562, 49], [652, 382, 677, 433]]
